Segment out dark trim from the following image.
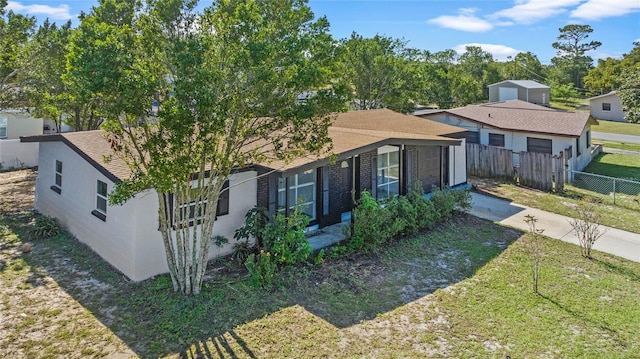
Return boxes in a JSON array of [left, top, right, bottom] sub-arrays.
[[91, 210, 107, 222], [50, 185, 61, 194], [278, 137, 460, 177]]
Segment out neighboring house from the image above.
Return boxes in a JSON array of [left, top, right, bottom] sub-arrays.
[[488, 80, 550, 106], [0, 110, 58, 169], [588, 91, 625, 122], [415, 100, 598, 172], [22, 109, 468, 281]]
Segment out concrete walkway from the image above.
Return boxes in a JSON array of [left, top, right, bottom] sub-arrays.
[[469, 192, 640, 263]]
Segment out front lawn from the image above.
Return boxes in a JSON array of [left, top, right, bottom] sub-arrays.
[[3, 208, 640, 358], [592, 120, 640, 136], [583, 153, 640, 181], [472, 177, 640, 233]]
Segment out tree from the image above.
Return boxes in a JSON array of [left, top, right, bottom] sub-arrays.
[[340, 33, 418, 113], [524, 215, 544, 294], [569, 201, 605, 259], [28, 19, 73, 132], [551, 24, 601, 90], [619, 68, 640, 123], [457, 45, 495, 102], [550, 82, 579, 105], [584, 57, 623, 95], [0, 0, 37, 109], [75, 0, 343, 295], [419, 49, 457, 108]]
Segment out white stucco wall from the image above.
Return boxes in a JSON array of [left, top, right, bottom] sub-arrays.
[[35, 142, 138, 277], [0, 111, 44, 139], [590, 94, 625, 122], [36, 141, 261, 281], [0, 139, 39, 169], [130, 170, 258, 280]]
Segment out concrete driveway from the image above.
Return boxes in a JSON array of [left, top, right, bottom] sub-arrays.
[[469, 192, 640, 263]]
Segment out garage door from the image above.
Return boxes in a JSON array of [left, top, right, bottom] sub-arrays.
[[498, 87, 518, 101]]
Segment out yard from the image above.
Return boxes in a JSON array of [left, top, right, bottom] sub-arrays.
[[583, 153, 640, 181], [2, 169, 640, 358], [592, 120, 640, 136]]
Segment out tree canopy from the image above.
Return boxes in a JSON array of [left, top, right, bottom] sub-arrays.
[[68, 0, 345, 295], [551, 24, 601, 90]]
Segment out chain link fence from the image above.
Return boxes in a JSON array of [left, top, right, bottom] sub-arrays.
[[570, 170, 640, 210]]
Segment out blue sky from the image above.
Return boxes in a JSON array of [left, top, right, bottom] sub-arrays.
[[6, 0, 640, 63]]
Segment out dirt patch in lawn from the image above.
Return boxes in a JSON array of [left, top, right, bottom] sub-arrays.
[[0, 168, 36, 214]]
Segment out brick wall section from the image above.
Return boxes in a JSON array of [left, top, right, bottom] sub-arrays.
[[358, 149, 376, 193], [256, 168, 270, 209]]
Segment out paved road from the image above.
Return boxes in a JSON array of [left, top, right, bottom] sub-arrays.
[[469, 192, 640, 263], [592, 131, 640, 144], [602, 147, 640, 156]]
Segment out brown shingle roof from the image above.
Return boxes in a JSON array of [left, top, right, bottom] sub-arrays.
[[23, 109, 462, 180], [426, 100, 594, 137]]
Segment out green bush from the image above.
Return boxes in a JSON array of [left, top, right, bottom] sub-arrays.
[[407, 182, 437, 230], [430, 187, 472, 221], [350, 191, 394, 252], [262, 206, 312, 265], [30, 215, 61, 239], [245, 251, 277, 288]]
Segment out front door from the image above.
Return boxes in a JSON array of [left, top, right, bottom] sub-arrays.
[[337, 159, 353, 216]]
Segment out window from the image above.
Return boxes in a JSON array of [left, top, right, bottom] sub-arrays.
[[465, 131, 479, 144], [0, 117, 6, 138], [576, 137, 581, 156], [602, 103, 611, 111], [278, 169, 316, 220], [488, 133, 505, 147], [526, 137, 552, 154], [168, 181, 230, 227], [586, 131, 591, 148], [377, 146, 400, 200], [51, 160, 62, 194], [92, 180, 108, 221]]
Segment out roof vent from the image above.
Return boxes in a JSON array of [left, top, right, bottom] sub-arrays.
[[488, 113, 491, 117]]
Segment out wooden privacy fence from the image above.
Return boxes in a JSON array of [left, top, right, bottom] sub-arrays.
[[466, 143, 514, 180], [467, 143, 565, 192]]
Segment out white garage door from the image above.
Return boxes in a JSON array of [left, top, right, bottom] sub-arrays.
[[498, 87, 518, 101]]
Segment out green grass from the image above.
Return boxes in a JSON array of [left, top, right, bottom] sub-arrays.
[[584, 153, 640, 180], [592, 120, 640, 136], [4, 210, 640, 358], [596, 140, 640, 153], [472, 177, 640, 233]]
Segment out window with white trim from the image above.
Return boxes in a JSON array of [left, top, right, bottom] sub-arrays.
[[51, 160, 62, 194], [96, 180, 108, 214], [377, 146, 400, 200], [278, 169, 316, 220], [0, 117, 7, 138]]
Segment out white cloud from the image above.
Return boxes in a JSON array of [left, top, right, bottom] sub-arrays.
[[6, 1, 75, 20], [428, 8, 493, 32], [491, 0, 583, 24], [454, 43, 521, 61], [571, 0, 640, 20]]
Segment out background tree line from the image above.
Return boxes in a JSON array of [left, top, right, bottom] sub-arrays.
[[2, 0, 638, 127]]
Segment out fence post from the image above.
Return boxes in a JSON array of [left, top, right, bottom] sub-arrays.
[[613, 178, 616, 204]]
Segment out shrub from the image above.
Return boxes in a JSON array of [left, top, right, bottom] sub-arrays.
[[232, 240, 254, 264], [407, 181, 437, 230], [430, 187, 457, 221], [234, 206, 270, 249], [262, 206, 312, 265], [389, 195, 419, 237], [350, 191, 394, 252], [245, 251, 277, 288], [30, 215, 61, 239]]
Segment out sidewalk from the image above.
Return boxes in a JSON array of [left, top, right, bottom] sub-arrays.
[[469, 192, 640, 263]]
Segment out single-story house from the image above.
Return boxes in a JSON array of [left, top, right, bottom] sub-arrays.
[[588, 91, 625, 122], [488, 80, 550, 106], [414, 100, 598, 172], [22, 109, 468, 281], [0, 110, 58, 169]]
